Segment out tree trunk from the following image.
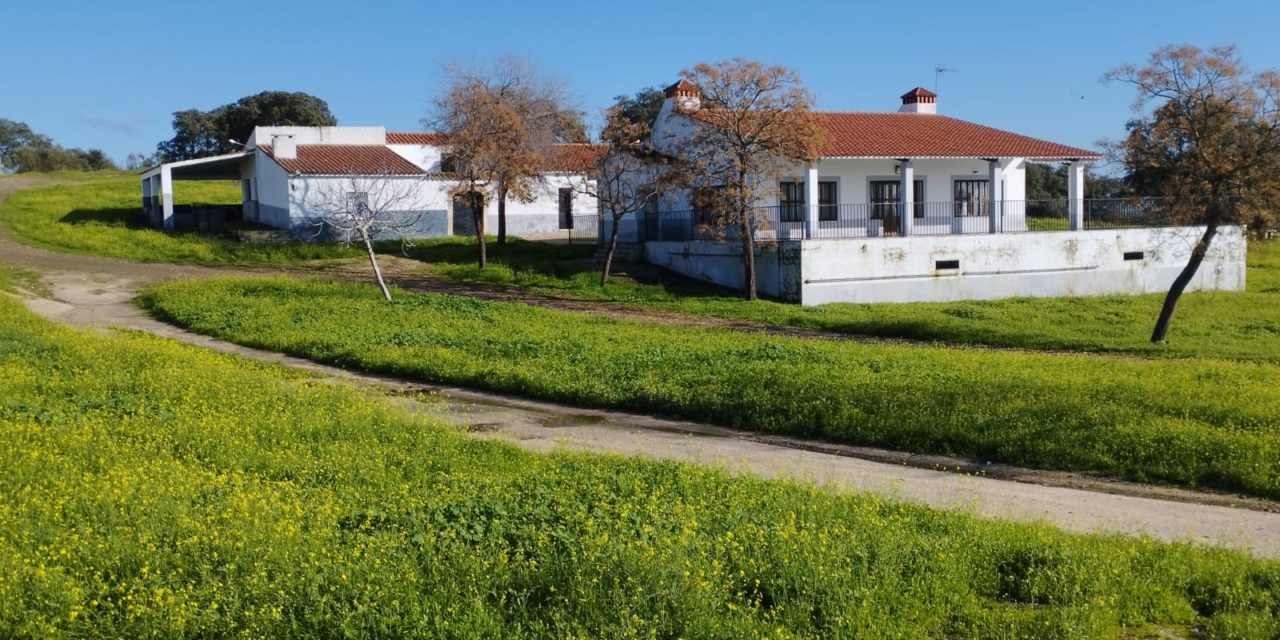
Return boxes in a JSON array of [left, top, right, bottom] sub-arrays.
[[601, 213, 622, 286], [474, 209, 487, 270], [497, 186, 508, 245], [739, 212, 757, 301], [1151, 216, 1220, 342], [362, 231, 392, 302]]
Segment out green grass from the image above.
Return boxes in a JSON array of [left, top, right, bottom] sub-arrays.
[[143, 276, 1280, 500], [418, 236, 1280, 362], [0, 173, 359, 264], [0, 262, 46, 296], [4, 287, 1280, 638]]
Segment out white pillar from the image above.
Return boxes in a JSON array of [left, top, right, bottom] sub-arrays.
[[1067, 161, 1085, 231], [803, 163, 819, 239], [987, 159, 1000, 234], [899, 159, 914, 236], [160, 165, 175, 231]]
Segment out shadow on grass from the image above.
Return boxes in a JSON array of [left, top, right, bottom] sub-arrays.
[[59, 207, 150, 229], [398, 236, 750, 302]]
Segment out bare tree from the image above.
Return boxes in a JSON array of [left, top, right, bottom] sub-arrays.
[[667, 59, 827, 300], [434, 80, 536, 269], [304, 172, 424, 301], [572, 109, 674, 285], [1105, 44, 1280, 342], [438, 54, 586, 244]]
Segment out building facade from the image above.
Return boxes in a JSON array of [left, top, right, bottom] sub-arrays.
[[606, 82, 1246, 304]]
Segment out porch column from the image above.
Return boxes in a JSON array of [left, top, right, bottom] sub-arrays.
[[898, 158, 914, 236], [1066, 160, 1085, 231], [160, 165, 175, 231], [804, 163, 819, 238], [987, 159, 1000, 233]]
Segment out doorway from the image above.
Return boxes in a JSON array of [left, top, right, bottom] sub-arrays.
[[452, 191, 483, 236]]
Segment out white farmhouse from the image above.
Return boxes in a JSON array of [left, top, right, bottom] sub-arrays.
[[608, 81, 1246, 304], [140, 126, 603, 239]]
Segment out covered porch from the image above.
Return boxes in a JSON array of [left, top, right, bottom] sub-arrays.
[[140, 152, 250, 231]]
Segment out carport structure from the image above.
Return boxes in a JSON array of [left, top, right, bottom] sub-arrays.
[[140, 152, 249, 230]]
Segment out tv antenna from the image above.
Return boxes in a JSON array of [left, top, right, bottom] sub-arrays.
[[934, 65, 957, 93]]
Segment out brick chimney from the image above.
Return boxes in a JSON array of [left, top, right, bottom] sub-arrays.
[[898, 87, 937, 114], [664, 79, 701, 111]]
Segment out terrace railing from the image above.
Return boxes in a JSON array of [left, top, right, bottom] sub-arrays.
[[642, 198, 1194, 242]]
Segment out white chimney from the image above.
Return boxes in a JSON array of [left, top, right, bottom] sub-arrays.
[[664, 79, 701, 112], [272, 134, 297, 159], [898, 87, 938, 114]]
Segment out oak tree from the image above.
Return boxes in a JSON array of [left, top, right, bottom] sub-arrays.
[[434, 80, 536, 269], [668, 59, 827, 300], [1106, 44, 1280, 342], [438, 55, 585, 244], [574, 109, 674, 285]]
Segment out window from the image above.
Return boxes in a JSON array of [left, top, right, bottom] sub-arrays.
[[953, 179, 989, 217], [558, 188, 574, 229], [819, 181, 839, 221], [869, 180, 924, 219], [440, 154, 464, 174], [779, 180, 839, 221], [348, 191, 369, 215], [779, 181, 804, 222], [693, 186, 726, 227]]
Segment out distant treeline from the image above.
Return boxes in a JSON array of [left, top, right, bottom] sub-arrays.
[[0, 118, 117, 173]]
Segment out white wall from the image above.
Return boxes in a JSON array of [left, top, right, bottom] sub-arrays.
[[249, 126, 386, 147], [798, 226, 1247, 305], [387, 144, 445, 172], [253, 153, 292, 228], [644, 240, 802, 301]]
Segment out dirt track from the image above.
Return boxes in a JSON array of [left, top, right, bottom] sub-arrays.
[[5, 177, 1280, 557]]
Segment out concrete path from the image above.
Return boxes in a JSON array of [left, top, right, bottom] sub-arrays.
[[4, 178, 1280, 557]]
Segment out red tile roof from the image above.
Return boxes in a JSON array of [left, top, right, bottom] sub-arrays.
[[815, 112, 1100, 159], [542, 143, 608, 172], [386, 131, 448, 145], [259, 144, 426, 175]]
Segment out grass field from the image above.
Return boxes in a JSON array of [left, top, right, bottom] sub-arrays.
[[3, 291, 1280, 638], [0, 173, 357, 264], [7, 174, 1276, 361], [143, 277, 1280, 500], [420, 236, 1280, 362]]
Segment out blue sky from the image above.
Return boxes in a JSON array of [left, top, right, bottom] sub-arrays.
[[2, 0, 1277, 166]]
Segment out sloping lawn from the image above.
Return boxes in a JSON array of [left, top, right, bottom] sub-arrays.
[[420, 236, 1280, 362], [143, 276, 1280, 500], [3, 292, 1280, 637], [0, 173, 358, 263]]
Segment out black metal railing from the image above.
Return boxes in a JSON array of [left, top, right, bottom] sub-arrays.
[[640, 198, 1187, 242]]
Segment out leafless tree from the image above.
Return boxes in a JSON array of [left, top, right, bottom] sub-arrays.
[[1105, 44, 1280, 341], [304, 172, 425, 301], [436, 54, 586, 244], [666, 59, 827, 300]]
